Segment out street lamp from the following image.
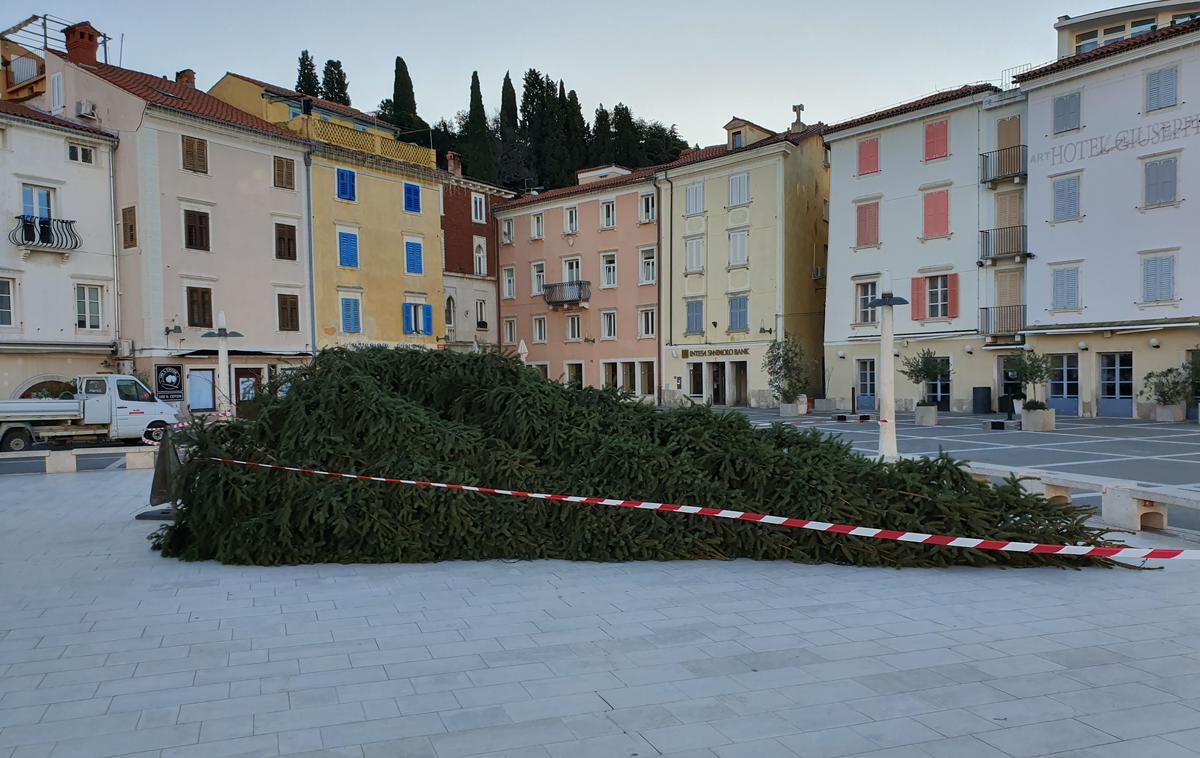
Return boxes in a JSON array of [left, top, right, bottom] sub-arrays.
[[867, 290, 909, 461], [200, 311, 243, 415]]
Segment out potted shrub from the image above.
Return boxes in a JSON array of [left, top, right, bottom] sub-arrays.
[[763, 337, 809, 417], [1007, 350, 1055, 431], [1140, 364, 1195, 422], [899, 348, 946, 426]]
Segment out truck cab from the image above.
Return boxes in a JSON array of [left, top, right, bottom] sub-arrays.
[[79, 375, 176, 440]]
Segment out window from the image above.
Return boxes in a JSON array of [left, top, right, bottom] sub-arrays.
[[923, 120, 948, 161], [184, 210, 210, 251], [1050, 354, 1080, 401], [1131, 17, 1157, 36], [728, 230, 749, 267], [639, 193, 656, 222], [1142, 255, 1175, 303], [0, 278, 12, 326], [116, 379, 152, 403], [336, 168, 356, 201], [728, 172, 749, 207], [856, 281, 878, 324], [732, 130, 743, 148], [337, 230, 359, 268], [1145, 157, 1178, 207], [471, 192, 486, 223], [502, 318, 516, 344], [685, 237, 705, 273], [403, 302, 432, 334], [340, 295, 362, 334], [1173, 13, 1200, 25], [473, 241, 487, 276], [855, 202, 879, 247], [273, 157, 295, 189], [685, 300, 704, 334], [600, 200, 616, 229], [531, 213, 544, 239], [531, 262, 545, 295], [1053, 93, 1081, 134], [727, 297, 748, 332], [564, 206, 578, 234], [926, 275, 950, 319], [565, 314, 582, 341], [685, 182, 704, 215], [121, 207, 137, 249], [475, 299, 487, 329], [1075, 30, 1098, 54], [445, 296, 456, 329], [565, 363, 584, 388], [639, 247, 657, 284], [857, 138, 879, 175], [50, 72, 64, 112], [858, 359, 877, 398], [600, 253, 617, 288], [67, 143, 94, 165], [689, 363, 703, 396], [1052, 266, 1080, 310], [639, 307, 657, 338], [923, 189, 949, 238], [502, 219, 513, 244], [600, 310, 617, 340], [275, 223, 297, 260], [75, 284, 101, 330], [181, 136, 208, 174], [502, 267, 516, 299], [403, 183, 422, 213], [532, 315, 547, 343], [405, 238, 424, 275], [1053, 175, 1081, 221], [277, 293, 300, 332], [1147, 66, 1179, 112], [186, 287, 213, 328]]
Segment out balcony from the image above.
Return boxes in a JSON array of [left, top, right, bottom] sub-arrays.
[[978, 225, 1032, 264], [8, 216, 82, 258], [299, 118, 437, 169], [980, 145, 1027, 185], [4, 54, 44, 97], [979, 305, 1026, 339], [543, 281, 591, 308]]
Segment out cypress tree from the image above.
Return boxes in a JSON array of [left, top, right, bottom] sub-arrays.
[[390, 56, 428, 135], [590, 105, 614, 166], [611, 103, 641, 167], [519, 69, 547, 188], [296, 50, 320, 97], [499, 71, 518, 133], [564, 88, 588, 174], [462, 71, 496, 182], [320, 60, 350, 105], [497, 72, 527, 190], [539, 75, 570, 187]]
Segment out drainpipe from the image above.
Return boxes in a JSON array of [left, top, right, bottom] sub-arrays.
[[303, 150, 318, 360], [107, 140, 121, 361], [661, 173, 675, 405]]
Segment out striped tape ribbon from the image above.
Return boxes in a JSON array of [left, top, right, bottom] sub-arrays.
[[205, 457, 1200, 561]]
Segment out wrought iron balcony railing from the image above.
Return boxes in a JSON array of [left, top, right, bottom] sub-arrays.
[[979, 225, 1029, 261], [980, 145, 1028, 184], [543, 280, 591, 306], [979, 305, 1026, 337], [8, 216, 82, 253]]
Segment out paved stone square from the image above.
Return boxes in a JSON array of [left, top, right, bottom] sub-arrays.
[[5, 469, 1200, 757]]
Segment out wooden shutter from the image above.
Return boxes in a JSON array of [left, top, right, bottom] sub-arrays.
[[185, 210, 210, 250], [996, 270, 1022, 308], [997, 116, 1020, 150], [856, 202, 878, 247], [910, 277, 926, 320], [995, 191, 1022, 228], [187, 287, 212, 327], [121, 206, 137, 248], [277, 294, 299, 331], [857, 138, 878, 174], [924, 121, 948, 160], [923, 190, 949, 238], [1054, 176, 1079, 220], [273, 157, 295, 189], [182, 136, 208, 173], [275, 223, 297, 260], [947, 273, 960, 318]]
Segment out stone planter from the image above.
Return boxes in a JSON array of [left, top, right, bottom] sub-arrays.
[[914, 405, 938, 426], [780, 395, 808, 417], [1155, 403, 1187, 423], [1021, 408, 1056, 432]]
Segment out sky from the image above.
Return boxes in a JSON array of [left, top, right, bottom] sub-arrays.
[[32, 0, 1102, 146]]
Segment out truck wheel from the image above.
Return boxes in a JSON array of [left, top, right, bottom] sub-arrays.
[[143, 422, 168, 444], [1, 429, 34, 453]]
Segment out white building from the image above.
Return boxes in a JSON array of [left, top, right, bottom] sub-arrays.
[[1016, 13, 1200, 418], [0, 100, 119, 398], [823, 85, 1030, 413]]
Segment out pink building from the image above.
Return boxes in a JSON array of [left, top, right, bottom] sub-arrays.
[[495, 166, 659, 398]]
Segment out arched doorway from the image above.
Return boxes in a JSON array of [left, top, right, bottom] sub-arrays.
[[15, 376, 75, 399]]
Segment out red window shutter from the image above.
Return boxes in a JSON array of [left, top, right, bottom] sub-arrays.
[[856, 202, 879, 247], [857, 138, 878, 175], [947, 273, 959, 318], [924, 120, 948, 160], [856, 204, 868, 246], [911, 277, 926, 320], [923, 190, 949, 237]]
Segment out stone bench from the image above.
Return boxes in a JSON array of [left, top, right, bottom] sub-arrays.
[[36, 446, 157, 475], [1102, 485, 1200, 532]]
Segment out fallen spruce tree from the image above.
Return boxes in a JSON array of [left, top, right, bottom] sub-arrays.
[[152, 346, 1114, 568]]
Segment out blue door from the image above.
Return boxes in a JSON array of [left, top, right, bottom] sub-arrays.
[[1099, 352, 1133, 417], [856, 359, 876, 411], [1047, 353, 1079, 416]]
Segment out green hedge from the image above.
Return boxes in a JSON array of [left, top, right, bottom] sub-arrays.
[[153, 347, 1112, 568]]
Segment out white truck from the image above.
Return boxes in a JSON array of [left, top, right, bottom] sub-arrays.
[[0, 374, 178, 453]]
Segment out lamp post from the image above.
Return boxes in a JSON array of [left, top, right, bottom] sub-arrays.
[[200, 311, 243, 416], [867, 288, 909, 461]]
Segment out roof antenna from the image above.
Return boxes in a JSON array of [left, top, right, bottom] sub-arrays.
[[119, 33, 124, 67]]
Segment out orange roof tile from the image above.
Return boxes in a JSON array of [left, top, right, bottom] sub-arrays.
[[1016, 17, 1200, 83], [0, 99, 116, 140], [825, 84, 1000, 134]]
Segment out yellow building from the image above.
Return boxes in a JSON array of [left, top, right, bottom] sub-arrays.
[[210, 73, 445, 349]]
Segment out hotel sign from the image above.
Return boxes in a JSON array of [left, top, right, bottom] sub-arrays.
[[1031, 112, 1200, 168], [681, 348, 751, 359]]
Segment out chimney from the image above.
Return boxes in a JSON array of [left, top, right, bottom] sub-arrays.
[[64, 21, 101, 66], [445, 150, 463, 178], [790, 104, 806, 133], [175, 69, 196, 89]]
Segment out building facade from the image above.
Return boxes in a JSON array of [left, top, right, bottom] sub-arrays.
[[823, 85, 1035, 413], [494, 166, 660, 397], [1054, 1, 1200, 58], [211, 73, 445, 352], [0, 100, 118, 398], [658, 115, 829, 408], [1016, 15, 1200, 418], [441, 152, 513, 352]]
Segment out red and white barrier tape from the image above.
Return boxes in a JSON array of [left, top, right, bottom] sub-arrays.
[[205, 457, 1199, 561]]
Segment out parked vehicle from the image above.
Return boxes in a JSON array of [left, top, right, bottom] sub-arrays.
[[0, 375, 178, 452]]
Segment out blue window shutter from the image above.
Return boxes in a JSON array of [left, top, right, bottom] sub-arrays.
[[406, 240, 423, 274], [336, 170, 345, 199], [347, 171, 355, 201], [340, 298, 360, 333], [402, 304, 413, 334], [338, 232, 358, 268], [404, 183, 421, 213], [422, 304, 433, 335]]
